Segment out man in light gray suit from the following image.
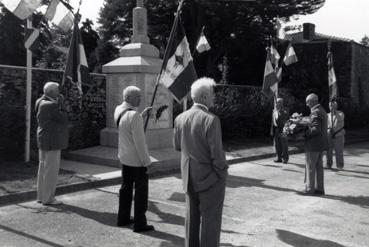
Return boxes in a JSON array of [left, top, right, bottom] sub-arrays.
[[174, 77, 228, 247]]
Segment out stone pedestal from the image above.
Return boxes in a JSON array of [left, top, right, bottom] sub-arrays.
[[100, 44, 173, 150]]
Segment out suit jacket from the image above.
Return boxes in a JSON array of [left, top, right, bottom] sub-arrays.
[[173, 104, 228, 193], [114, 102, 151, 167], [270, 107, 289, 136], [304, 104, 328, 152], [35, 95, 69, 150]]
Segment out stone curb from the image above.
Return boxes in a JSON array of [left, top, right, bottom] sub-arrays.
[[0, 138, 366, 207]]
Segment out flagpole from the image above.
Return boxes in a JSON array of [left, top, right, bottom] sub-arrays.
[[327, 40, 334, 134], [25, 17, 33, 162], [144, 0, 184, 131]]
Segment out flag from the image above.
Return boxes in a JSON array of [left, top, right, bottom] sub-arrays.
[[327, 51, 337, 101], [276, 66, 282, 82], [270, 44, 280, 66], [195, 28, 211, 53], [64, 20, 89, 94], [276, 18, 286, 40], [24, 27, 39, 52], [0, 0, 41, 19], [283, 42, 298, 66], [262, 48, 279, 98], [158, 14, 197, 102], [45, 0, 74, 32]]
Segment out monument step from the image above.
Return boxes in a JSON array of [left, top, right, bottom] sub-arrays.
[[63, 146, 181, 176]]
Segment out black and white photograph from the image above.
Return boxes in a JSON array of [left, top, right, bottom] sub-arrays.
[[0, 0, 368, 246]]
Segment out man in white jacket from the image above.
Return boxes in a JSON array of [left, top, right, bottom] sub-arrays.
[[114, 86, 154, 232]]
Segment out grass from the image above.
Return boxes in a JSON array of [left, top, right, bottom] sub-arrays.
[[0, 160, 86, 195]]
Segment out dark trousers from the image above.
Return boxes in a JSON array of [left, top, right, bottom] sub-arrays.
[[117, 165, 148, 228], [274, 128, 289, 161]]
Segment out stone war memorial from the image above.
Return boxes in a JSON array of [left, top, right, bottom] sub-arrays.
[[67, 0, 179, 172]]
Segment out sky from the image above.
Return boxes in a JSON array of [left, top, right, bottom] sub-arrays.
[[71, 0, 369, 42]]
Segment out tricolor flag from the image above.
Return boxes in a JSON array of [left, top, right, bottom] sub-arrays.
[[64, 19, 89, 94], [24, 27, 39, 52], [195, 27, 211, 53], [158, 14, 197, 102], [327, 51, 337, 101], [45, 0, 74, 32], [0, 0, 41, 19], [262, 48, 279, 98], [283, 42, 298, 66], [270, 44, 280, 66]]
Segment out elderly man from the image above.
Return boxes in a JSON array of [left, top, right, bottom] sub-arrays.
[[327, 100, 345, 169], [115, 86, 154, 232], [300, 93, 328, 196], [271, 97, 290, 163], [35, 81, 69, 205], [174, 77, 228, 247]]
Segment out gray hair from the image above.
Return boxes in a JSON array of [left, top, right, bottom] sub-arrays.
[[123, 86, 141, 101], [190, 77, 216, 103], [43, 82, 59, 96]]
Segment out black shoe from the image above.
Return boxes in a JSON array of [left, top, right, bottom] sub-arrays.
[[133, 225, 155, 232], [283, 159, 288, 164], [314, 190, 325, 196], [274, 159, 282, 163], [117, 218, 134, 227], [297, 190, 314, 196]]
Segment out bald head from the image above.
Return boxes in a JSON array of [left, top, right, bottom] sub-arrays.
[[123, 86, 141, 107], [43, 82, 60, 99], [305, 93, 319, 109]]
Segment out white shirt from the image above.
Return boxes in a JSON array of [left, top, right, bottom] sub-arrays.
[[114, 102, 152, 167], [194, 103, 209, 111]]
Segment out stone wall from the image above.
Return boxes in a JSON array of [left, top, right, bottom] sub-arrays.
[[0, 65, 106, 160], [352, 43, 369, 107]]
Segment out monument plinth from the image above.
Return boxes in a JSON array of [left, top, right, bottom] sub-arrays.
[[100, 0, 174, 150]]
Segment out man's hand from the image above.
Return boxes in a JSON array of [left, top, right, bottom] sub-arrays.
[[141, 106, 154, 119], [146, 165, 155, 175]]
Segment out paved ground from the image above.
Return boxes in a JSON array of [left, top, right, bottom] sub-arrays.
[[1, 142, 369, 247]]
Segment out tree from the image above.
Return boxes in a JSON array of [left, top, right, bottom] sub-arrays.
[[97, 0, 326, 82], [80, 19, 100, 71], [0, 8, 26, 66], [360, 35, 369, 47]]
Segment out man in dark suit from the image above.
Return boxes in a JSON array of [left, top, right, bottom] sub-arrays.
[[300, 93, 328, 195], [174, 77, 228, 247], [271, 97, 290, 163], [35, 82, 69, 205]]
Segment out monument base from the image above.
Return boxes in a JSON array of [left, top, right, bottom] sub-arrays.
[[63, 145, 180, 175], [100, 127, 174, 150]]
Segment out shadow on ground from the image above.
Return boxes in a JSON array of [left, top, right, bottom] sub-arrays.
[[276, 229, 345, 247], [0, 224, 64, 247]]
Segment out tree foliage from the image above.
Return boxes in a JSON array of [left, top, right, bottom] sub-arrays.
[[360, 35, 369, 47], [0, 0, 99, 71], [97, 0, 325, 83]]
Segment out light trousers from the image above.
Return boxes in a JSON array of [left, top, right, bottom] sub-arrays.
[[37, 149, 61, 204], [305, 151, 324, 193]]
